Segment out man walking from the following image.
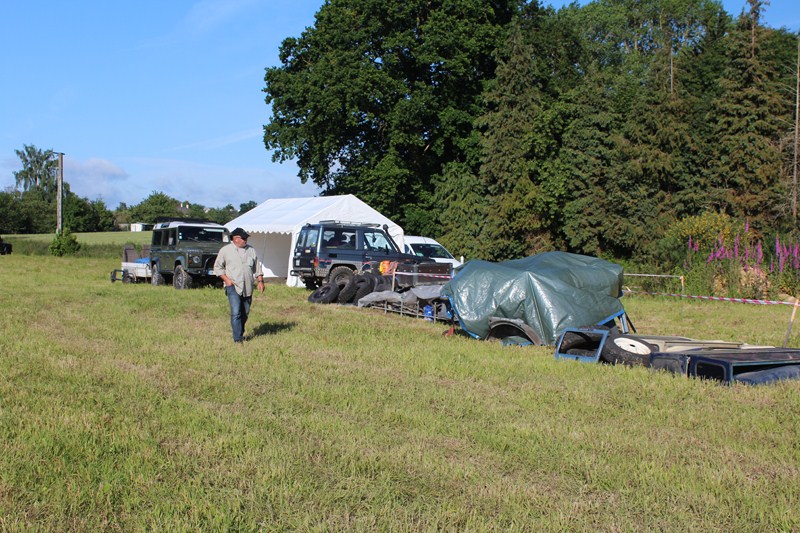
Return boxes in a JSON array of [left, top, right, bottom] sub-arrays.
[[214, 227, 265, 343]]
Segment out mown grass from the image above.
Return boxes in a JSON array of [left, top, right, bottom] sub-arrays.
[[1, 254, 799, 531]]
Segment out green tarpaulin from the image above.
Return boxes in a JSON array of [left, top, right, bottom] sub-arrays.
[[440, 251, 625, 345]]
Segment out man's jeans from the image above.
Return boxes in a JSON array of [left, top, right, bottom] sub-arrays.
[[225, 285, 252, 342]]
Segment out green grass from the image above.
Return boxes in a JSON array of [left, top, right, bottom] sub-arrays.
[[3, 231, 152, 258], [1, 254, 799, 530], [3, 231, 152, 245]]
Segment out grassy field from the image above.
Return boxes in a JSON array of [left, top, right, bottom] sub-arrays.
[[3, 231, 153, 245], [3, 231, 152, 258], [1, 254, 799, 531]]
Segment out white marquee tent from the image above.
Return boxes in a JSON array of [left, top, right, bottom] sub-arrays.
[[225, 195, 404, 287]]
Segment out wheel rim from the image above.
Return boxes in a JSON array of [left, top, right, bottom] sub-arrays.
[[613, 337, 652, 354]]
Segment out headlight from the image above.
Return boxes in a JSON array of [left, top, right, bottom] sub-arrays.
[[191, 255, 201, 265]]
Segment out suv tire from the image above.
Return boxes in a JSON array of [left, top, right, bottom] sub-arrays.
[[328, 266, 354, 286], [337, 276, 359, 304], [151, 263, 165, 286], [373, 275, 392, 293], [173, 265, 192, 290], [353, 274, 376, 301], [308, 282, 340, 304]]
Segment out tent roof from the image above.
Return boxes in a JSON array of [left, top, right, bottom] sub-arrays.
[[226, 194, 399, 235]]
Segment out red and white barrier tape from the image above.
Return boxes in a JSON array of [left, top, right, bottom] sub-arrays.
[[624, 289, 798, 307]]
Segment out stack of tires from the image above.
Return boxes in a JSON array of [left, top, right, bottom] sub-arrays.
[[307, 272, 393, 305]]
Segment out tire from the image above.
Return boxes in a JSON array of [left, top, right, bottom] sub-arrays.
[[151, 263, 165, 286], [328, 266, 354, 286], [308, 282, 340, 304], [600, 334, 657, 366], [173, 265, 192, 290], [373, 275, 392, 293], [337, 275, 359, 304], [558, 329, 604, 353], [123, 272, 137, 284], [562, 348, 598, 358], [353, 274, 377, 301]]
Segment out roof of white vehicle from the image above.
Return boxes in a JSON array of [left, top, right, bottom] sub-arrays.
[[404, 235, 443, 245]]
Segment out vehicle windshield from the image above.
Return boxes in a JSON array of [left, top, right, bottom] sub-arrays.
[[362, 230, 398, 252], [178, 227, 226, 243], [409, 243, 454, 259]]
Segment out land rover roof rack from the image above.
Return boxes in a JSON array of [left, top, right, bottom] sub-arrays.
[[153, 217, 220, 224]]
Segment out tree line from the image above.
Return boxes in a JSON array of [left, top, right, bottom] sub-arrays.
[[1, 145, 258, 235], [263, 0, 799, 267]]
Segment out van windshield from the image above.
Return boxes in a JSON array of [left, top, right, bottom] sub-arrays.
[[409, 243, 454, 259]]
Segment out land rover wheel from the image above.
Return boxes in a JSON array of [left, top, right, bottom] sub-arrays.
[[173, 265, 192, 290], [151, 264, 165, 286], [328, 266, 354, 286]]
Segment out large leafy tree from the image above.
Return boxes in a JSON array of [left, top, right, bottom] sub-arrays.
[[63, 194, 115, 232], [263, 0, 515, 231], [127, 192, 181, 224]]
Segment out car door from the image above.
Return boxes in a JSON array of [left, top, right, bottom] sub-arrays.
[[293, 227, 320, 271]]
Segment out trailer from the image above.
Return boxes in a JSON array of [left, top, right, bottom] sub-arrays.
[[110, 244, 151, 283]]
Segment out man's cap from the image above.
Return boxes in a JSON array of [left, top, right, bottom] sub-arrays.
[[230, 227, 249, 239]]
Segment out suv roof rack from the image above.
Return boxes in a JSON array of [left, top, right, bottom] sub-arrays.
[[316, 220, 383, 228]]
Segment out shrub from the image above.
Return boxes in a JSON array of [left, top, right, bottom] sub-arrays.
[[49, 228, 81, 256]]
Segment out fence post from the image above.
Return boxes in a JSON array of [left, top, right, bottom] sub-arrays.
[[783, 296, 800, 348]]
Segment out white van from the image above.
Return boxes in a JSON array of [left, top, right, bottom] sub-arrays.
[[403, 236, 462, 268]]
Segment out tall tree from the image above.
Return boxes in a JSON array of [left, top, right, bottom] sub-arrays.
[[705, 0, 790, 230], [263, 0, 515, 231], [13, 144, 60, 202], [477, 14, 547, 260]]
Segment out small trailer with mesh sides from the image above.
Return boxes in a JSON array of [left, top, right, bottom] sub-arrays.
[[110, 244, 151, 283]]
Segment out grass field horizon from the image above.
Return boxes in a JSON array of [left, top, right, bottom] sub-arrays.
[[1, 253, 799, 530]]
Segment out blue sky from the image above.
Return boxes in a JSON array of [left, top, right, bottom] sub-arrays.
[[1, 0, 798, 211]]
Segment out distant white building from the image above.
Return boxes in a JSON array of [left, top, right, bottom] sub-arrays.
[[130, 223, 154, 232]]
